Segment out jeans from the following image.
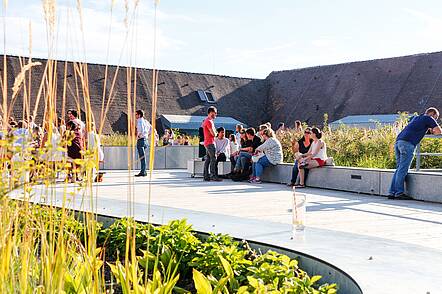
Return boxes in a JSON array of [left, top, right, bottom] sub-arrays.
[[137, 138, 149, 174], [252, 155, 273, 178], [229, 155, 237, 173], [389, 140, 415, 196], [204, 144, 217, 179], [235, 152, 252, 171], [290, 159, 309, 184]]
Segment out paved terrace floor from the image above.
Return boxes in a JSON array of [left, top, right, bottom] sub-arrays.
[[12, 170, 442, 294]]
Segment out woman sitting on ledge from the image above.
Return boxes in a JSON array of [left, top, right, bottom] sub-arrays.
[[249, 129, 283, 184], [287, 127, 313, 187], [296, 127, 327, 188]]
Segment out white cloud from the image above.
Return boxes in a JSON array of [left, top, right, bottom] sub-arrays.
[[0, 1, 184, 69]]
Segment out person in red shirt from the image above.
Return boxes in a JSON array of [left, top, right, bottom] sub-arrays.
[[203, 106, 222, 181]]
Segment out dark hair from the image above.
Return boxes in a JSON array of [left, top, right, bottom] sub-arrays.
[[311, 127, 322, 139], [245, 128, 256, 136], [208, 106, 217, 114], [68, 109, 78, 118], [17, 120, 27, 129], [66, 120, 77, 131], [136, 109, 144, 117], [426, 107, 439, 117], [278, 122, 285, 128], [217, 127, 225, 133], [295, 120, 302, 127], [229, 134, 236, 142]]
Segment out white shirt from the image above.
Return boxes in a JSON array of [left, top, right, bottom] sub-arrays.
[[215, 137, 230, 158], [72, 118, 86, 138], [230, 141, 239, 154], [137, 117, 151, 140], [310, 140, 327, 160]]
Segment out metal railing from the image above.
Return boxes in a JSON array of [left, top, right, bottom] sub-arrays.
[[415, 134, 442, 171]]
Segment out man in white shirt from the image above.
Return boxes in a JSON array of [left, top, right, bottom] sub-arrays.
[[135, 109, 152, 177], [214, 127, 230, 177]]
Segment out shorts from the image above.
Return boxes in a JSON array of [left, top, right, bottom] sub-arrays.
[[313, 158, 326, 167]]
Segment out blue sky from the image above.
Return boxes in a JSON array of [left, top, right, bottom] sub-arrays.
[[2, 0, 442, 78]]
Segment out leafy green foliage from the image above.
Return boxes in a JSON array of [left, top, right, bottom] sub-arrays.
[[102, 219, 338, 293]]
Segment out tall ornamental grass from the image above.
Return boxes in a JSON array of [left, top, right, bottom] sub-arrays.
[[277, 114, 442, 169]]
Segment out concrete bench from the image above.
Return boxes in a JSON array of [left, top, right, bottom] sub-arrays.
[[187, 159, 232, 177], [187, 159, 442, 203], [262, 163, 442, 202]]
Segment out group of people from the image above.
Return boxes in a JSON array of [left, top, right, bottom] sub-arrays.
[[201, 106, 327, 185], [200, 105, 441, 199], [161, 129, 190, 146], [0, 109, 104, 182]]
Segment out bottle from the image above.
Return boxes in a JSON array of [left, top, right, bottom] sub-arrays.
[[292, 187, 306, 234]]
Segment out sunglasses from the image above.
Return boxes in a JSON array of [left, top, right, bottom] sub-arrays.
[[304, 131, 311, 134]]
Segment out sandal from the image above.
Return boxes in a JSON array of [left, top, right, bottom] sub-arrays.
[[294, 184, 305, 188]]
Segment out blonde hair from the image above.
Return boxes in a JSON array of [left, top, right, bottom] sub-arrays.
[[262, 128, 275, 138], [259, 124, 268, 131]]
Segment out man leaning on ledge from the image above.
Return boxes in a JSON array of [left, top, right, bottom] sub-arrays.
[[389, 107, 441, 200]]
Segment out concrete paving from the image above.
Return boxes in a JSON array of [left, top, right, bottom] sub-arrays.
[[12, 170, 442, 294]]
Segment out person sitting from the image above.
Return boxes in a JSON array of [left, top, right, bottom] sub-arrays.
[[249, 129, 283, 184], [296, 127, 327, 188], [162, 129, 170, 146], [257, 124, 268, 141], [233, 128, 262, 175], [229, 130, 246, 174], [173, 135, 183, 146], [229, 134, 239, 156], [214, 127, 230, 176], [294, 120, 303, 133], [287, 127, 313, 186]]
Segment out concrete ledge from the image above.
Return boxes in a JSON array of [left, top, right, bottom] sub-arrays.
[[102, 146, 198, 170], [261, 164, 442, 202], [186, 159, 442, 203]]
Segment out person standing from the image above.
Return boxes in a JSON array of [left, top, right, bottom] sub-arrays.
[[389, 107, 441, 199], [67, 109, 86, 140], [203, 106, 221, 181], [135, 110, 152, 177], [234, 124, 243, 149]]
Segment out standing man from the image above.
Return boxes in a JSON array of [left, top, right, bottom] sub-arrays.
[[389, 107, 441, 199], [135, 109, 152, 177], [203, 106, 222, 181]]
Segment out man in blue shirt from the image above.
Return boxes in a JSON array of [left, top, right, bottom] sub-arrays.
[[389, 107, 441, 199]]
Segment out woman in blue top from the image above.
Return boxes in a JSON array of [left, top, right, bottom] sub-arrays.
[[389, 107, 441, 199]]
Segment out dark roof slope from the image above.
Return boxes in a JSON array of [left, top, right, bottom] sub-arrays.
[[1, 55, 268, 133], [267, 51, 442, 126]]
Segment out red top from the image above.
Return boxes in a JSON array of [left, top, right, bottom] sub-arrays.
[[203, 118, 215, 147]]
